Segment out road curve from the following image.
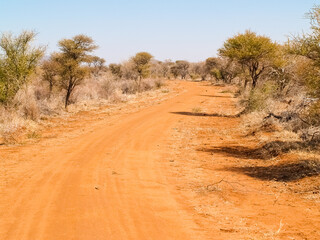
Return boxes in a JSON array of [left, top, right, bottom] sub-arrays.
[[0, 81, 207, 240]]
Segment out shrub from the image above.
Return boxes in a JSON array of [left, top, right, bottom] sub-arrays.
[[154, 79, 164, 89], [120, 79, 140, 94], [246, 81, 277, 112], [14, 86, 40, 121], [0, 31, 45, 103]]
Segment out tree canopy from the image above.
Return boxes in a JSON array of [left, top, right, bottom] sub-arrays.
[[0, 31, 45, 103], [132, 52, 153, 80], [219, 30, 278, 88], [288, 5, 320, 98], [53, 34, 98, 108]]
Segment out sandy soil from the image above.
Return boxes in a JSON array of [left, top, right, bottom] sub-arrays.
[[0, 81, 319, 240]]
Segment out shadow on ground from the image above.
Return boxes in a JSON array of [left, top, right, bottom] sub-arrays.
[[223, 160, 320, 182], [199, 95, 234, 98], [198, 141, 316, 160], [170, 112, 239, 118]]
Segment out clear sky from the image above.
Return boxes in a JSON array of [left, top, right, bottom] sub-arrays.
[[0, 0, 318, 63]]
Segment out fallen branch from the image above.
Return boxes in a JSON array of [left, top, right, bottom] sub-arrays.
[[264, 113, 283, 120]]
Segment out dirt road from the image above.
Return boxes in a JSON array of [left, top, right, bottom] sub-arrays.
[[0, 81, 206, 240], [2, 80, 320, 240]]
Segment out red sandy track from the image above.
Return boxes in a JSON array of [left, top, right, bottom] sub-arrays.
[[3, 81, 319, 240], [0, 82, 204, 240]]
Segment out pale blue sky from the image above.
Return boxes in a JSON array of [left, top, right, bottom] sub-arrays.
[[0, 0, 318, 63]]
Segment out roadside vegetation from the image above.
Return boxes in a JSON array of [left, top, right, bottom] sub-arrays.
[[201, 5, 320, 195], [215, 6, 320, 151], [0, 32, 167, 144]]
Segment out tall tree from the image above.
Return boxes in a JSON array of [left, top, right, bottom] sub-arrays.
[[219, 30, 278, 89], [132, 52, 153, 89], [205, 57, 219, 79], [53, 34, 97, 108], [175, 60, 190, 79], [288, 5, 320, 97], [89, 56, 106, 77], [0, 31, 45, 103], [41, 57, 60, 95]]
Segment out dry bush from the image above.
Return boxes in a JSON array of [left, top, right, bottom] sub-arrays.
[[38, 94, 65, 116], [39, 73, 163, 112], [242, 81, 277, 112], [13, 86, 40, 121], [119, 79, 139, 94], [0, 121, 25, 144], [99, 78, 117, 99], [153, 78, 165, 89], [71, 78, 101, 103], [70, 72, 125, 104], [0, 107, 38, 144], [0, 68, 165, 145], [121, 60, 138, 80], [192, 107, 202, 114]]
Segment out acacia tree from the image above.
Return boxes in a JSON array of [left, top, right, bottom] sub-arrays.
[[287, 5, 320, 126], [159, 59, 173, 79], [53, 34, 97, 108], [0, 31, 45, 103], [109, 63, 122, 79], [172, 60, 189, 79], [288, 5, 320, 98], [189, 62, 206, 80], [170, 65, 179, 78], [132, 52, 153, 89], [89, 56, 106, 77], [219, 30, 278, 89], [41, 57, 60, 95], [205, 57, 219, 79], [205, 57, 240, 83]]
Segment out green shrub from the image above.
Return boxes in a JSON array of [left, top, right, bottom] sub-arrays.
[[0, 31, 45, 104], [247, 81, 277, 111]]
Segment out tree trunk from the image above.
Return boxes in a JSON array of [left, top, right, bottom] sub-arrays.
[[138, 75, 142, 92], [49, 81, 53, 97], [65, 89, 71, 109], [252, 75, 258, 89], [65, 81, 73, 109]]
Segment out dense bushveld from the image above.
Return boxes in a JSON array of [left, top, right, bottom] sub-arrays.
[[1, 5, 320, 148]]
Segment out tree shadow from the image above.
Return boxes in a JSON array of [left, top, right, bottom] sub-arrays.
[[198, 141, 312, 160], [199, 95, 234, 98], [223, 160, 320, 182], [170, 112, 239, 118]]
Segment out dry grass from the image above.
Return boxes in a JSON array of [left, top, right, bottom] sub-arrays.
[[192, 107, 202, 114], [0, 107, 38, 144], [0, 74, 166, 145]]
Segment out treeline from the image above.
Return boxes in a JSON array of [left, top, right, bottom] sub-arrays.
[[0, 33, 159, 110], [0, 31, 219, 111], [0, 33, 168, 143]]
